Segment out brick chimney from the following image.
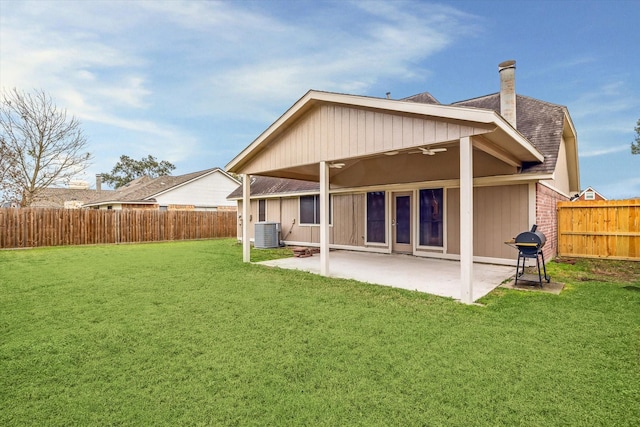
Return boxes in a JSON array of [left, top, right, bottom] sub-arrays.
[[498, 60, 517, 127], [96, 174, 102, 192]]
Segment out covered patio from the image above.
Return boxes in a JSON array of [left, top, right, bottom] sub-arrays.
[[258, 250, 515, 301], [226, 87, 547, 304]]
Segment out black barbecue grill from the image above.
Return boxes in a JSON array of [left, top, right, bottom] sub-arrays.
[[508, 225, 551, 287]]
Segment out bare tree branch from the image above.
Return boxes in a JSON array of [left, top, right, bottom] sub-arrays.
[[0, 88, 92, 206]]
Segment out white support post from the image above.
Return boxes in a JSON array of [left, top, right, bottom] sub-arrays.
[[242, 174, 251, 263], [460, 136, 474, 303], [320, 161, 330, 276]]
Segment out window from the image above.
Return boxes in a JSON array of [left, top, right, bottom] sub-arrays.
[[419, 188, 443, 247], [258, 199, 266, 222], [299, 195, 331, 225], [366, 191, 386, 243], [584, 191, 595, 201]]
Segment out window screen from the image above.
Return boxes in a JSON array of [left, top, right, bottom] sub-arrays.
[[419, 188, 443, 247], [300, 195, 331, 225], [366, 192, 386, 243]]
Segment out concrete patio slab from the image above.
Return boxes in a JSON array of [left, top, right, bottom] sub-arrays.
[[257, 250, 515, 302]]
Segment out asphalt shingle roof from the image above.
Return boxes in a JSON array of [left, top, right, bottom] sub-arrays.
[[402, 91, 441, 104], [227, 176, 320, 199], [451, 93, 566, 174], [88, 167, 226, 204], [31, 188, 116, 208]]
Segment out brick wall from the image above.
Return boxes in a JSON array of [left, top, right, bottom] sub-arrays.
[[536, 183, 569, 260]]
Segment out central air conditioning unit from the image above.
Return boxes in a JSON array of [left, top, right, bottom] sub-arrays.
[[254, 222, 281, 248]]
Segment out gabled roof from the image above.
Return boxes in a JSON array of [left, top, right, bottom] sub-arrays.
[[225, 90, 545, 177], [402, 91, 441, 104], [84, 167, 239, 207], [226, 88, 578, 197], [575, 186, 607, 201]]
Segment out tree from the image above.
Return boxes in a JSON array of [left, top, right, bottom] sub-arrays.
[[101, 155, 176, 189], [0, 138, 18, 187], [0, 88, 92, 206], [632, 118, 640, 155]]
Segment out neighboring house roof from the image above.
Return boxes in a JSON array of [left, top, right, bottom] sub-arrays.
[[402, 91, 441, 104], [575, 186, 607, 201], [31, 187, 116, 208], [84, 167, 239, 207], [228, 176, 320, 199]]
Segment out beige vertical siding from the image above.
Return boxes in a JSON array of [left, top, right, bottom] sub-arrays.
[[266, 199, 280, 222], [548, 137, 571, 195], [243, 105, 492, 175], [330, 193, 365, 246], [278, 198, 298, 242], [239, 183, 528, 260], [447, 188, 460, 255], [281, 198, 312, 243], [236, 200, 259, 240], [474, 185, 529, 259], [238, 198, 310, 243], [447, 184, 529, 259]]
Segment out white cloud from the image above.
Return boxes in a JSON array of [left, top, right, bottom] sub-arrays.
[[0, 0, 483, 179], [599, 176, 640, 200], [569, 80, 638, 120], [199, 1, 480, 120], [581, 144, 630, 157], [2, 0, 478, 121]]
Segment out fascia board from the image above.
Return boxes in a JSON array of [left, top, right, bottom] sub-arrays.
[[473, 173, 554, 186], [226, 90, 545, 172], [563, 110, 580, 192], [490, 113, 545, 162], [228, 190, 321, 201], [228, 172, 555, 201], [82, 200, 155, 207], [226, 90, 317, 172]]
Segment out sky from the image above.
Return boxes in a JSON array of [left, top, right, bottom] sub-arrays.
[[1, 0, 639, 198]]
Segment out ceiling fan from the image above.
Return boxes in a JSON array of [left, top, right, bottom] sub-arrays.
[[409, 147, 448, 156]]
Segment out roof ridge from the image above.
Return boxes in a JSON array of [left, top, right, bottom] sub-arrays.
[[451, 92, 499, 105], [451, 92, 567, 110], [515, 93, 567, 110]]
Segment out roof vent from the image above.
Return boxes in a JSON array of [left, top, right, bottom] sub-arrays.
[[498, 60, 517, 128]]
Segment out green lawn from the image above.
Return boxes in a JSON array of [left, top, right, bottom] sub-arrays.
[[1, 239, 638, 426]]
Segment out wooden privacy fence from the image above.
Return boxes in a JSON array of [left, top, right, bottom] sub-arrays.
[[0, 208, 237, 249], [557, 199, 640, 260]]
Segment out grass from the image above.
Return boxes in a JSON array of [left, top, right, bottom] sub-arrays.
[[1, 239, 639, 426]]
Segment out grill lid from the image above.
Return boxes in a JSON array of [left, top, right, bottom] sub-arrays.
[[515, 225, 546, 249]]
